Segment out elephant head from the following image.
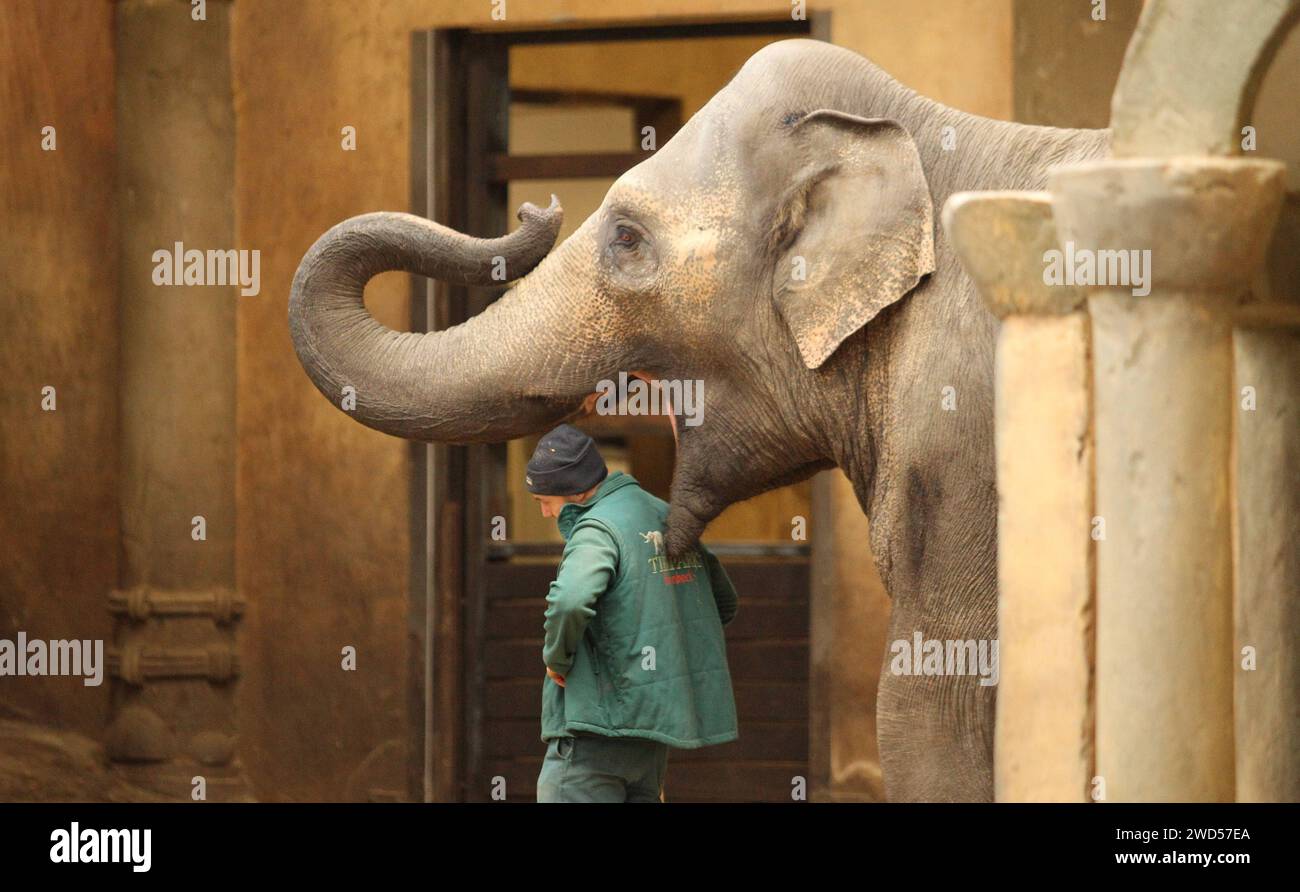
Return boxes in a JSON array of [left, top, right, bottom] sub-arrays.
[[290, 39, 937, 557]]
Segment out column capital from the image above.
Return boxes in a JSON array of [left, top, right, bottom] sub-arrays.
[[1049, 157, 1287, 295], [943, 191, 1085, 319]]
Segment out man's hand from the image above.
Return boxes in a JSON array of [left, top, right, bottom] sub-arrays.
[[546, 667, 566, 688]]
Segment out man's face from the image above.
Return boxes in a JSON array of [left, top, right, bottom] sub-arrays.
[[532, 482, 600, 519], [532, 493, 572, 519]]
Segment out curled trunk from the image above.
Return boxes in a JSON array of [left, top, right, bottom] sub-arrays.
[[288, 199, 572, 441]]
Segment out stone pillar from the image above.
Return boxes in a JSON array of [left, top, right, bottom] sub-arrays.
[[112, 0, 250, 800], [1050, 157, 1286, 802], [944, 192, 1094, 802], [1232, 306, 1300, 802]]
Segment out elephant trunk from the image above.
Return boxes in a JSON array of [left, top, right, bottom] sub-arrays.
[[289, 198, 585, 442]]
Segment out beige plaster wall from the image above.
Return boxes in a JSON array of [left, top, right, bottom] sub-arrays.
[[0, 0, 117, 736]]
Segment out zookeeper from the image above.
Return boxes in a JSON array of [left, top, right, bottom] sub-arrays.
[[526, 423, 740, 803]]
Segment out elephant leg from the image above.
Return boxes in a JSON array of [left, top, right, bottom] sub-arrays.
[[866, 468, 999, 802], [860, 367, 1001, 801], [875, 595, 997, 802]]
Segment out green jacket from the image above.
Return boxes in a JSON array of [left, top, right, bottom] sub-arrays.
[[541, 471, 739, 749]]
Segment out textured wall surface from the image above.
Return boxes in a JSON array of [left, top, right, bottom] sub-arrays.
[[1013, 0, 1141, 129], [0, 0, 117, 736]]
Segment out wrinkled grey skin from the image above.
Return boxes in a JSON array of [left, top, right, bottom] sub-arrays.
[[290, 39, 1109, 801]]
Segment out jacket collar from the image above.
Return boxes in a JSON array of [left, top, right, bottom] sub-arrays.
[[557, 471, 637, 539]]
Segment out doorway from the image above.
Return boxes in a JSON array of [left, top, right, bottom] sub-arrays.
[[410, 14, 829, 802]]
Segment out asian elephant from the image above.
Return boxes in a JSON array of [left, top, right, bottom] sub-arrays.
[[289, 39, 1108, 802]]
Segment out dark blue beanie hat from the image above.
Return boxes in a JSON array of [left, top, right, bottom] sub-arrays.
[[525, 424, 608, 496]]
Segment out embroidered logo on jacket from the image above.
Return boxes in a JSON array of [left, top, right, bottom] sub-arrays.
[[641, 529, 704, 585], [640, 530, 664, 554]]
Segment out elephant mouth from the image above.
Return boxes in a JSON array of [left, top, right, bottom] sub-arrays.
[[573, 370, 680, 447], [568, 369, 725, 558]]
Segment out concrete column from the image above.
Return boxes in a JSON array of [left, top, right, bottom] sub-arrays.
[[1051, 157, 1286, 802], [944, 192, 1094, 802], [112, 0, 250, 800], [1232, 306, 1300, 802]]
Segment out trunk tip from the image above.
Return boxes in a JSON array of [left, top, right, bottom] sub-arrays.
[[517, 195, 563, 230]]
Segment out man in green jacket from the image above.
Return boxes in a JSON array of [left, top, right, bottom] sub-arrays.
[[527, 423, 739, 803]]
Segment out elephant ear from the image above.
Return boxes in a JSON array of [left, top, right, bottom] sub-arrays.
[[769, 109, 935, 370]]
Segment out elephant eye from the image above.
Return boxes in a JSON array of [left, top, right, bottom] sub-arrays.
[[602, 217, 655, 281], [613, 224, 641, 249]]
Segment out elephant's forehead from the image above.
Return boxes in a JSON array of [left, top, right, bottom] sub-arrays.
[[620, 105, 742, 192], [614, 161, 740, 225]]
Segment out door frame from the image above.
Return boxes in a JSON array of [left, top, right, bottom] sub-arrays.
[[409, 11, 831, 803]]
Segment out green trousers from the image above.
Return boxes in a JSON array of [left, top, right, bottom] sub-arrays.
[[536, 733, 669, 803]]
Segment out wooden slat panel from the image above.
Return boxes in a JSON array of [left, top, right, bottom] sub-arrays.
[[484, 678, 806, 723], [482, 559, 810, 601], [480, 18, 810, 46], [490, 151, 651, 181], [483, 637, 807, 681], [722, 600, 808, 638], [725, 639, 809, 680], [671, 725, 808, 762], [486, 601, 548, 638], [511, 87, 676, 111], [722, 562, 810, 600], [663, 761, 806, 802], [734, 679, 807, 721], [478, 559, 811, 799], [483, 719, 807, 762], [487, 597, 808, 639], [484, 679, 543, 719], [483, 719, 547, 757], [483, 562, 556, 599]]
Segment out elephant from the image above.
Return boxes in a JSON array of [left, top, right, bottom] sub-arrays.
[[289, 38, 1109, 801]]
